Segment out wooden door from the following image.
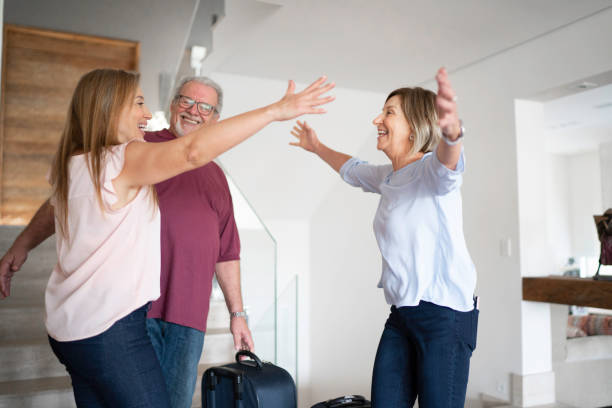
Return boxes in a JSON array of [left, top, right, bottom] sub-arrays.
[[0, 25, 139, 224]]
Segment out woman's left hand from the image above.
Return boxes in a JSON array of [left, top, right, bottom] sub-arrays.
[[435, 67, 461, 140], [270, 77, 336, 122]]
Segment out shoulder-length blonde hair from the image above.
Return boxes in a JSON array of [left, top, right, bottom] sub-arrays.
[[386, 87, 441, 157], [49, 68, 140, 237]]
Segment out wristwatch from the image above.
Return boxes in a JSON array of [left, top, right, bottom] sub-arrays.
[[230, 311, 247, 319], [441, 120, 465, 146]]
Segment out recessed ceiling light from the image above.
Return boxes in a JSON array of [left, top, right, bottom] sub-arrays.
[[574, 81, 598, 89], [548, 120, 581, 130], [594, 102, 612, 109]]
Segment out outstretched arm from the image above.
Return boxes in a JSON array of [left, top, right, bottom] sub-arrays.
[[0, 199, 55, 298], [119, 77, 335, 190], [215, 260, 254, 352], [435, 67, 463, 170], [290, 120, 352, 173]]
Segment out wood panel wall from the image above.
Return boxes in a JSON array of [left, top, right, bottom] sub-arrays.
[[0, 25, 139, 224]]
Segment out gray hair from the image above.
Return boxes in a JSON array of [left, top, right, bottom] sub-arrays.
[[172, 76, 224, 115]]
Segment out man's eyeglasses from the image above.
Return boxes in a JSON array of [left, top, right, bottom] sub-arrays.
[[176, 95, 218, 116]]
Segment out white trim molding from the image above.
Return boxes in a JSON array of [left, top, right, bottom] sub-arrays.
[[511, 371, 555, 407]]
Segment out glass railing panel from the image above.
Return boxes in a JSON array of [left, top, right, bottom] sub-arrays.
[[276, 275, 298, 381], [219, 163, 278, 364]]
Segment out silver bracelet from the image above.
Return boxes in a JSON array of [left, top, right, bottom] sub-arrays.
[[230, 311, 247, 319], [440, 120, 465, 146]]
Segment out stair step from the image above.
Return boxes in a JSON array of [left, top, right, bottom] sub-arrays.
[[0, 306, 47, 342], [0, 228, 56, 308], [0, 376, 75, 408], [0, 340, 65, 382], [0, 289, 46, 308], [200, 329, 235, 365], [0, 375, 71, 395]]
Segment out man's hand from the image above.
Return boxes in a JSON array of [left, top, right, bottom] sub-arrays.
[[230, 315, 255, 352], [215, 260, 255, 352], [0, 246, 28, 298]]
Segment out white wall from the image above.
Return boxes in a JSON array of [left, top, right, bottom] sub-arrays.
[[515, 100, 554, 390], [599, 142, 612, 209], [266, 220, 310, 406], [310, 175, 389, 403], [545, 154, 572, 271], [544, 149, 603, 271], [568, 152, 602, 258]]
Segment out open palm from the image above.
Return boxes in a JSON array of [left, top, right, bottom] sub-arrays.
[[290, 120, 321, 153]]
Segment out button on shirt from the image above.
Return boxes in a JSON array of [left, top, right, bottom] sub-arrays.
[[339, 147, 476, 312]]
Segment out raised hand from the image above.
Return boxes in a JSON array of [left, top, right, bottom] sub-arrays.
[[271, 76, 335, 122], [289, 120, 321, 153], [435, 67, 461, 140]]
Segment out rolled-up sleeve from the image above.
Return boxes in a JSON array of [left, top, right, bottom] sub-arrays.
[[340, 157, 389, 194]]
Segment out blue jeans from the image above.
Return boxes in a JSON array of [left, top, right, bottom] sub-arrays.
[[146, 318, 205, 408], [371, 300, 478, 408], [48, 304, 170, 408]]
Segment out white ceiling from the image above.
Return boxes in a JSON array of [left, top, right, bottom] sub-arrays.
[[544, 83, 612, 155], [204, 0, 612, 92]]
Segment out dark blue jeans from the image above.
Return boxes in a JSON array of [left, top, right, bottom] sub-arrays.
[[146, 318, 205, 408], [371, 300, 478, 408], [48, 304, 170, 408]]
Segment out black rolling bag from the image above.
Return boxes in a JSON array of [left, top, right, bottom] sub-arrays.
[[311, 395, 371, 408], [202, 350, 296, 408]]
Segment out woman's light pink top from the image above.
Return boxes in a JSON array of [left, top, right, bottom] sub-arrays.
[[45, 142, 161, 341]]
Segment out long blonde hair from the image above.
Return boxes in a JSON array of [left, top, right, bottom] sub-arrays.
[[386, 87, 441, 158], [49, 69, 140, 236]]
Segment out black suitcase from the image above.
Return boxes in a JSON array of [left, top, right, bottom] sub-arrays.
[[202, 350, 296, 408], [311, 395, 371, 407]]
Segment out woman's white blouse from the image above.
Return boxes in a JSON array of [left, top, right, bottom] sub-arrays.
[[339, 147, 476, 312]]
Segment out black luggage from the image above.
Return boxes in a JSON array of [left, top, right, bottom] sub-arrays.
[[202, 350, 296, 408], [311, 395, 371, 408]]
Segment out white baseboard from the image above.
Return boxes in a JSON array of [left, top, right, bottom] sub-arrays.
[[511, 371, 555, 407]]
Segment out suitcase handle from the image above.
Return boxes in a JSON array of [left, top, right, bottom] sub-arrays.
[[205, 367, 245, 407], [235, 350, 263, 369], [210, 366, 243, 378], [327, 395, 366, 407]]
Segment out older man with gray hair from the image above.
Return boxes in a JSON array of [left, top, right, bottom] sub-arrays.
[[0, 76, 254, 408]]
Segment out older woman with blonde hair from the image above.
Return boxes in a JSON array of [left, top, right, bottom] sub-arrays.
[[291, 68, 477, 407], [1, 68, 334, 407]]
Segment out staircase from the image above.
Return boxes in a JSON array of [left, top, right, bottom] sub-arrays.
[[0, 226, 235, 408]]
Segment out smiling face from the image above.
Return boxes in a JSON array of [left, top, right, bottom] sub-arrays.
[[117, 86, 152, 143], [169, 81, 219, 137], [372, 95, 412, 157]]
